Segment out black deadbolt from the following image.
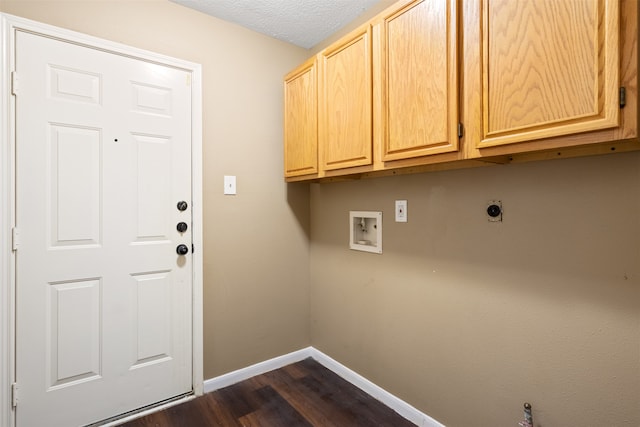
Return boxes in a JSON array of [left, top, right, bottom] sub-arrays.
[[487, 204, 502, 217], [176, 244, 189, 255], [177, 201, 188, 211], [177, 222, 188, 233]]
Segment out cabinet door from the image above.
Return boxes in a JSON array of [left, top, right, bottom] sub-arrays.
[[477, 0, 619, 149], [319, 25, 372, 171], [375, 0, 459, 161], [284, 57, 318, 178]]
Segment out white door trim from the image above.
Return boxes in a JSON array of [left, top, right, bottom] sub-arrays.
[[0, 13, 204, 427]]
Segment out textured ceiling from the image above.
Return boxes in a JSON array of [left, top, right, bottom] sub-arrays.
[[170, 0, 382, 49]]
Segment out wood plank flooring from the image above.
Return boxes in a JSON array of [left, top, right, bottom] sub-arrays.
[[118, 358, 416, 427]]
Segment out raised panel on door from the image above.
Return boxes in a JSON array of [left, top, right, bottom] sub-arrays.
[[130, 271, 172, 368], [132, 133, 172, 242], [48, 124, 102, 247], [319, 25, 372, 171], [376, 0, 459, 161], [284, 57, 318, 177], [47, 278, 101, 389], [478, 0, 619, 148]]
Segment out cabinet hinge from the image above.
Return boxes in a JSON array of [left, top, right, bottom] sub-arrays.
[[12, 227, 20, 251], [11, 383, 18, 408], [457, 122, 464, 138], [11, 71, 18, 96], [619, 87, 626, 108]]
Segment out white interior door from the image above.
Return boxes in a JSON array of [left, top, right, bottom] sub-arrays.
[[15, 30, 193, 426]]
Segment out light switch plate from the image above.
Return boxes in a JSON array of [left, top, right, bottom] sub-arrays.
[[224, 175, 236, 195], [395, 200, 407, 222]]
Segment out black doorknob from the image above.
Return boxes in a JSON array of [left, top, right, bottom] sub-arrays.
[[177, 201, 188, 211], [177, 222, 188, 233], [176, 244, 189, 255]]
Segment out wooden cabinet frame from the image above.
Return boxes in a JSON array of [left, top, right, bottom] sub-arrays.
[[374, 0, 459, 162], [318, 24, 373, 172], [285, 0, 639, 182], [284, 57, 318, 178], [462, 0, 638, 159]]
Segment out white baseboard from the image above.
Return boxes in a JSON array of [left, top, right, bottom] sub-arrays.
[[203, 347, 313, 393], [203, 346, 445, 427], [308, 348, 444, 427]]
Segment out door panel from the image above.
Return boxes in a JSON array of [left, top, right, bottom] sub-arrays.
[[131, 271, 172, 367], [134, 134, 172, 241], [478, 0, 619, 148], [15, 30, 192, 427], [376, 0, 459, 161], [49, 64, 102, 105], [319, 26, 372, 171], [284, 57, 318, 177], [47, 278, 101, 389], [49, 124, 102, 247]]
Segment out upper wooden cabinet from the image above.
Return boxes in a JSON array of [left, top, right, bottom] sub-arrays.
[[373, 0, 459, 161], [484, 0, 618, 147], [284, 0, 638, 182], [284, 57, 317, 178], [464, 0, 625, 155], [318, 25, 373, 171]]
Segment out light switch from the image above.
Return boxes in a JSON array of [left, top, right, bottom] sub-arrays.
[[224, 175, 236, 195], [395, 200, 407, 222]]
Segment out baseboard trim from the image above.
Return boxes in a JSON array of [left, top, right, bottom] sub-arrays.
[[203, 346, 445, 427], [203, 347, 313, 393]]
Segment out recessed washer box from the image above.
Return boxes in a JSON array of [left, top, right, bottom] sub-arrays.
[[349, 211, 382, 254]]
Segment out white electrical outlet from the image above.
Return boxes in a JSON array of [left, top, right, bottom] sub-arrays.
[[395, 200, 407, 222]]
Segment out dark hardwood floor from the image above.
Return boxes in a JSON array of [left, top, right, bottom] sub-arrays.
[[118, 358, 416, 427]]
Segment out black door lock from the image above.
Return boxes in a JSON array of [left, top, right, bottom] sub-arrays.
[[176, 244, 189, 255]]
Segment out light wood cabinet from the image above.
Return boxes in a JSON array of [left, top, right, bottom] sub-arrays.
[[284, 57, 317, 178], [463, 0, 633, 158], [318, 25, 373, 171], [374, 0, 459, 161], [482, 0, 618, 146], [284, 0, 638, 182]]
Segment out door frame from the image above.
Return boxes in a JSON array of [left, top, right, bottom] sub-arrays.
[[0, 13, 204, 427]]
